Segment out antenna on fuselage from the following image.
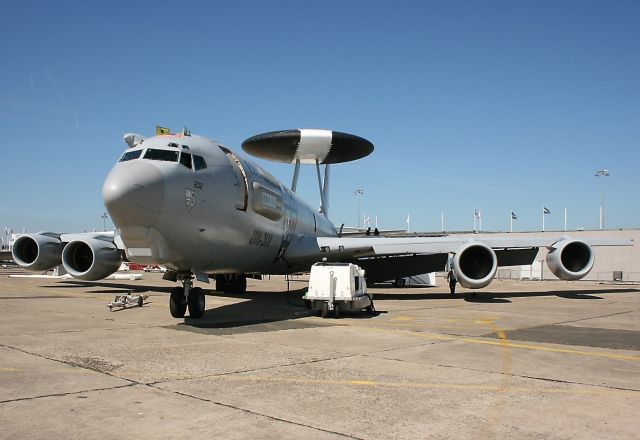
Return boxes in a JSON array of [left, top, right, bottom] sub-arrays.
[[241, 129, 374, 218]]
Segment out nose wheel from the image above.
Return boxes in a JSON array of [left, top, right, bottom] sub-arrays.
[[169, 274, 206, 319], [188, 287, 205, 318], [169, 287, 187, 318]]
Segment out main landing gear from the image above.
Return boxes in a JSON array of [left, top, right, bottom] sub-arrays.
[[215, 274, 247, 293], [169, 273, 205, 319]]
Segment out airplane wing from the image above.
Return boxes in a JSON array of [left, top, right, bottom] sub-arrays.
[[315, 234, 634, 287]]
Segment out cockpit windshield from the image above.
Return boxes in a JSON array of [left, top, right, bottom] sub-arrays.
[[143, 149, 179, 162], [193, 155, 207, 170], [119, 149, 143, 162], [119, 147, 207, 171], [179, 152, 192, 169]]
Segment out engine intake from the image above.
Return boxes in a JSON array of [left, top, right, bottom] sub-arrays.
[[62, 238, 122, 281], [546, 239, 594, 280], [12, 233, 64, 271], [452, 242, 498, 289]]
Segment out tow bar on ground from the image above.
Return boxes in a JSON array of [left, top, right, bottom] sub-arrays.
[[107, 292, 148, 311]]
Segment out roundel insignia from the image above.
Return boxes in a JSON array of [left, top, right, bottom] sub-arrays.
[[241, 129, 374, 164]]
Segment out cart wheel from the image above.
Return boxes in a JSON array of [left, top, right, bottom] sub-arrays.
[[137, 296, 144, 307], [334, 304, 341, 319], [393, 278, 406, 288], [321, 302, 329, 318]]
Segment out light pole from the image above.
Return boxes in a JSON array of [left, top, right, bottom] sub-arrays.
[[101, 212, 109, 232], [595, 169, 609, 230], [354, 189, 364, 228]]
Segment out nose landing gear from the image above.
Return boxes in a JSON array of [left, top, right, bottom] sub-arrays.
[[169, 273, 206, 318]]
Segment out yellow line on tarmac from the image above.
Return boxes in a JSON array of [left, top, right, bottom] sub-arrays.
[[211, 374, 639, 398], [460, 337, 640, 361], [349, 324, 640, 361], [358, 320, 497, 331]]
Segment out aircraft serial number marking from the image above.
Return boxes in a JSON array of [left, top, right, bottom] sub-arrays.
[[249, 229, 273, 247]]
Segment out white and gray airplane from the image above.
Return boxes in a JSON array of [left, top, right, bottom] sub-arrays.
[[12, 127, 633, 319]]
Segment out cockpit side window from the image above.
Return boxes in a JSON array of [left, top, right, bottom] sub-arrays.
[[180, 152, 193, 169], [193, 155, 207, 171], [119, 149, 143, 162], [143, 149, 179, 162]]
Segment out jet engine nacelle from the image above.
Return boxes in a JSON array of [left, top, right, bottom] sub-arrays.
[[12, 233, 64, 271], [452, 242, 498, 289], [546, 239, 594, 280], [62, 238, 122, 281]]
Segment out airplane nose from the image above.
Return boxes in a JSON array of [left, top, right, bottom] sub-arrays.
[[102, 162, 165, 227]]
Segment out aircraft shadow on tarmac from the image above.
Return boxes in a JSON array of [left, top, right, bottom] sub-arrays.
[[50, 281, 378, 329], [45, 281, 639, 329], [52, 280, 173, 294]]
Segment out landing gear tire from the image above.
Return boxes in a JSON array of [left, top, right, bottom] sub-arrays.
[[393, 278, 406, 288], [229, 276, 247, 293], [169, 287, 186, 318], [334, 303, 341, 319], [321, 302, 329, 318], [188, 287, 205, 318], [215, 275, 226, 292]]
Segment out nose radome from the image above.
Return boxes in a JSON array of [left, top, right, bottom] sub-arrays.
[[102, 161, 165, 227]]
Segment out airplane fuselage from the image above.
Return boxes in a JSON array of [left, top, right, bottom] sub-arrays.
[[103, 133, 336, 275], [14, 128, 625, 320]]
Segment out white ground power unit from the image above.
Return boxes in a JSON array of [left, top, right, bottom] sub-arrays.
[[303, 263, 374, 318]]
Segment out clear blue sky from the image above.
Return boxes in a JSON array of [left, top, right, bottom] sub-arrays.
[[1, 0, 639, 234]]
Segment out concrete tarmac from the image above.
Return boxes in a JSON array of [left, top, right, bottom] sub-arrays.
[[1, 268, 639, 439]]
